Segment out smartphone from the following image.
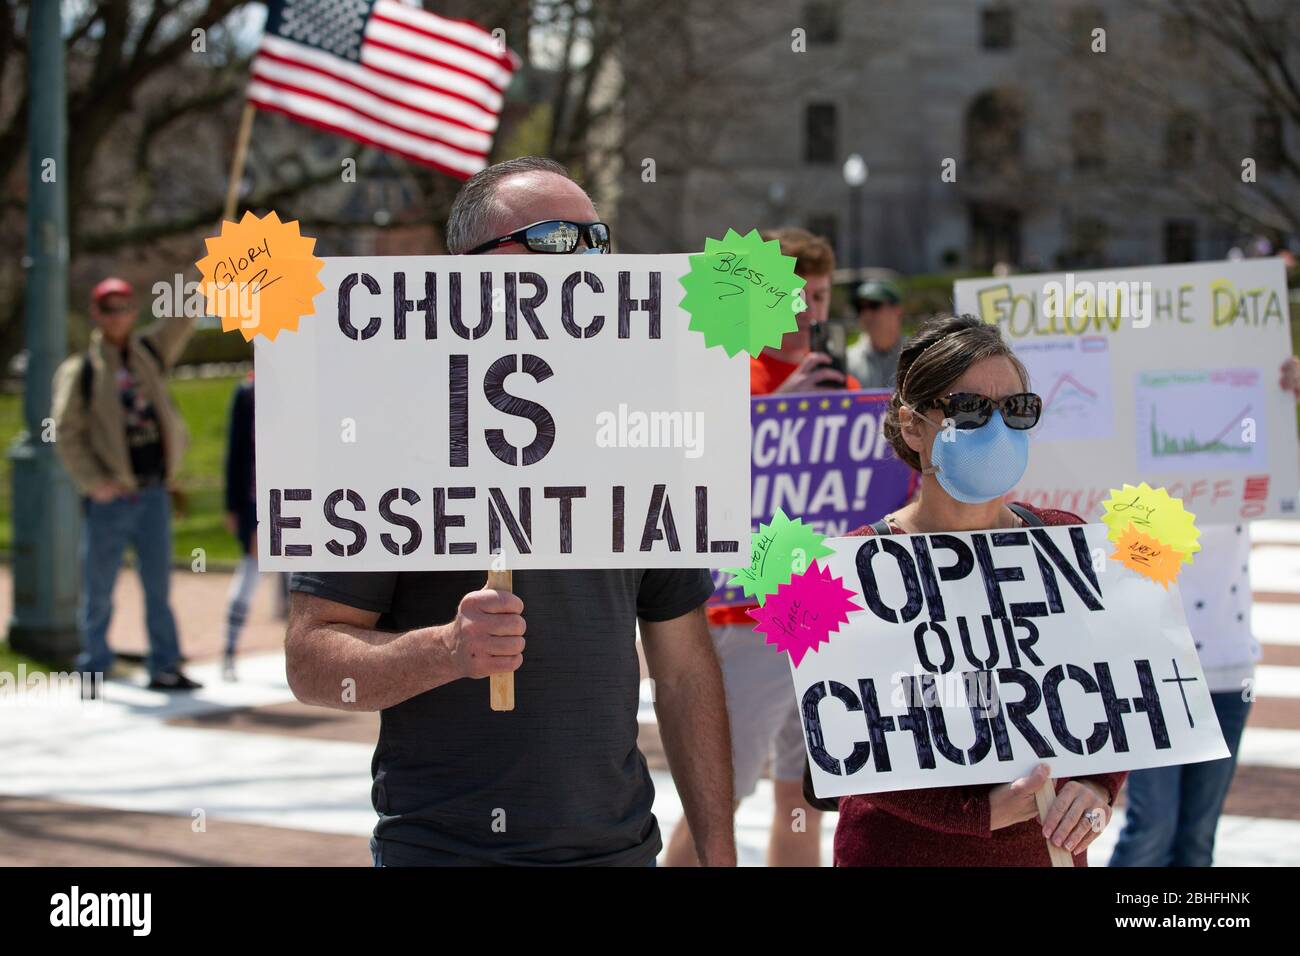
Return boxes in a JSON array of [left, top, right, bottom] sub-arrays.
[[808, 321, 847, 389]]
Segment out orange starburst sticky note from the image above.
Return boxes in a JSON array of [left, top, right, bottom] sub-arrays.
[[196, 211, 325, 341], [1110, 524, 1185, 589]]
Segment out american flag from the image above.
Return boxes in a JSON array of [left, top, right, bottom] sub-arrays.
[[249, 0, 520, 180]]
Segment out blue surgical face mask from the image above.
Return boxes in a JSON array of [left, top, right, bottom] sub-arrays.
[[916, 408, 1030, 504]]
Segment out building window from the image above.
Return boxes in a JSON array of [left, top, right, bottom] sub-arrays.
[[805, 103, 838, 164], [1165, 112, 1197, 168], [966, 89, 1023, 175], [1162, 14, 1197, 56], [969, 203, 1021, 271], [1070, 6, 1104, 53], [1072, 110, 1105, 171], [806, 214, 840, 255], [805, 1, 840, 44], [1164, 220, 1198, 263], [1070, 217, 1107, 268], [1254, 113, 1284, 170], [981, 6, 1014, 49]]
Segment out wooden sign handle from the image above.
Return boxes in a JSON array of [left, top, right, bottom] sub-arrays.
[[1034, 778, 1076, 868], [486, 569, 514, 712]]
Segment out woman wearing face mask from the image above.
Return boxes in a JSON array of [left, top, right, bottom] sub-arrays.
[[819, 313, 1126, 866]]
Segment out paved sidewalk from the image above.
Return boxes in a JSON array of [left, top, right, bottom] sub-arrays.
[[4, 523, 1300, 866], [0, 562, 290, 664]]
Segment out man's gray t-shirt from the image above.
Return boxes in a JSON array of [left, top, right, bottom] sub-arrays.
[[290, 567, 712, 866], [845, 336, 904, 389]]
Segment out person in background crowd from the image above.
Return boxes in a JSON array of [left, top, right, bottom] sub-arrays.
[[747, 228, 860, 395], [287, 156, 736, 867], [51, 277, 202, 693], [845, 277, 906, 389], [1110, 355, 1300, 866], [666, 227, 857, 867], [220, 371, 288, 681], [818, 313, 1123, 865]]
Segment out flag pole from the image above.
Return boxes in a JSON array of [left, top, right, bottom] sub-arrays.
[[486, 568, 515, 711], [223, 103, 257, 222], [1035, 779, 1076, 867]]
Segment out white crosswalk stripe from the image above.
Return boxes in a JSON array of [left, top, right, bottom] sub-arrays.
[[3, 596, 1299, 866]]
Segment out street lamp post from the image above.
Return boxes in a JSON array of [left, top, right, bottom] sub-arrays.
[[842, 153, 867, 273], [8, 1, 80, 661]]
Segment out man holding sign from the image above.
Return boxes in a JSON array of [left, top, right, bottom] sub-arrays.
[[285, 158, 737, 867]]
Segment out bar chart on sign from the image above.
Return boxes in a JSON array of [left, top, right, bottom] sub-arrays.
[[1134, 368, 1268, 475]]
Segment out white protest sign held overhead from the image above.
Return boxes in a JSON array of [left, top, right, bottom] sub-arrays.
[[793, 524, 1228, 800], [953, 259, 1299, 523], [254, 254, 750, 570]]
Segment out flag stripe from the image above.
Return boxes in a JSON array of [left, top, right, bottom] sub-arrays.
[[247, 82, 487, 177], [259, 36, 499, 131], [249, 96, 480, 182], [248, 76, 488, 163], [366, 15, 513, 89], [361, 41, 504, 112], [355, 55, 503, 125], [250, 1, 516, 178], [372, 0, 516, 69], [251, 55, 492, 153]]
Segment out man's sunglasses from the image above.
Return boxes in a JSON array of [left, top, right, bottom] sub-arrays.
[[921, 391, 1043, 430], [466, 219, 611, 255]]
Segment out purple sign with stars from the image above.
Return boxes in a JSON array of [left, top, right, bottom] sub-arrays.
[[710, 389, 917, 608]]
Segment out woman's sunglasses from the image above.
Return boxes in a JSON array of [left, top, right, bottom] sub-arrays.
[[921, 391, 1043, 430], [466, 219, 611, 255]]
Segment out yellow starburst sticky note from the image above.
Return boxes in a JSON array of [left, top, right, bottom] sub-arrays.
[[1101, 482, 1200, 565], [196, 211, 325, 341], [1110, 525, 1185, 589]]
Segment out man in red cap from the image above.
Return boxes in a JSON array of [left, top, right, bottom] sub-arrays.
[[51, 277, 201, 691]]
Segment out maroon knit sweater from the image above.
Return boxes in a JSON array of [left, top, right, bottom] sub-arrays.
[[832, 504, 1127, 867]]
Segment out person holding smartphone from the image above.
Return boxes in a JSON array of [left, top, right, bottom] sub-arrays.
[[747, 228, 861, 396], [666, 227, 858, 867]]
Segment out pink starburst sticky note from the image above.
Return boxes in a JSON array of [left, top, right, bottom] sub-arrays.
[[748, 562, 862, 666]]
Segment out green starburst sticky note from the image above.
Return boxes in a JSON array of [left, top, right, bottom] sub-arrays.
[[679, 228, 805, 357], [724, 508, 834, 605], [1101, 482, 1201, 565]]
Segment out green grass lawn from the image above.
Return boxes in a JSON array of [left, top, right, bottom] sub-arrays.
[[0, 374, 244, 566], [0, 638, 45, 675]]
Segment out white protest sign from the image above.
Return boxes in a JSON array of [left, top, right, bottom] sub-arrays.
[[254, 254, 750, 570], [792, 524, 1228, 800], [953, 259, 1299, 523]]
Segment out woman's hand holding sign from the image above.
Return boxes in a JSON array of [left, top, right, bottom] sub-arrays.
[[1039, 778, 1112, 854], [989, 763, 1112, 856], [446, 587, 527, 680], [988, 763, 1052, 831]]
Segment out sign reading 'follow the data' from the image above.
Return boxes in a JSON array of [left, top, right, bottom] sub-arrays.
[[954, 258, 1299, 523]]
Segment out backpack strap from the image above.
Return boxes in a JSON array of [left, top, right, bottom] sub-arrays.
[[81, 338, 166, 408], [78, 351, 94, 407], [1007, 502, 1044, 527], [139, 337, 163, 369]]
